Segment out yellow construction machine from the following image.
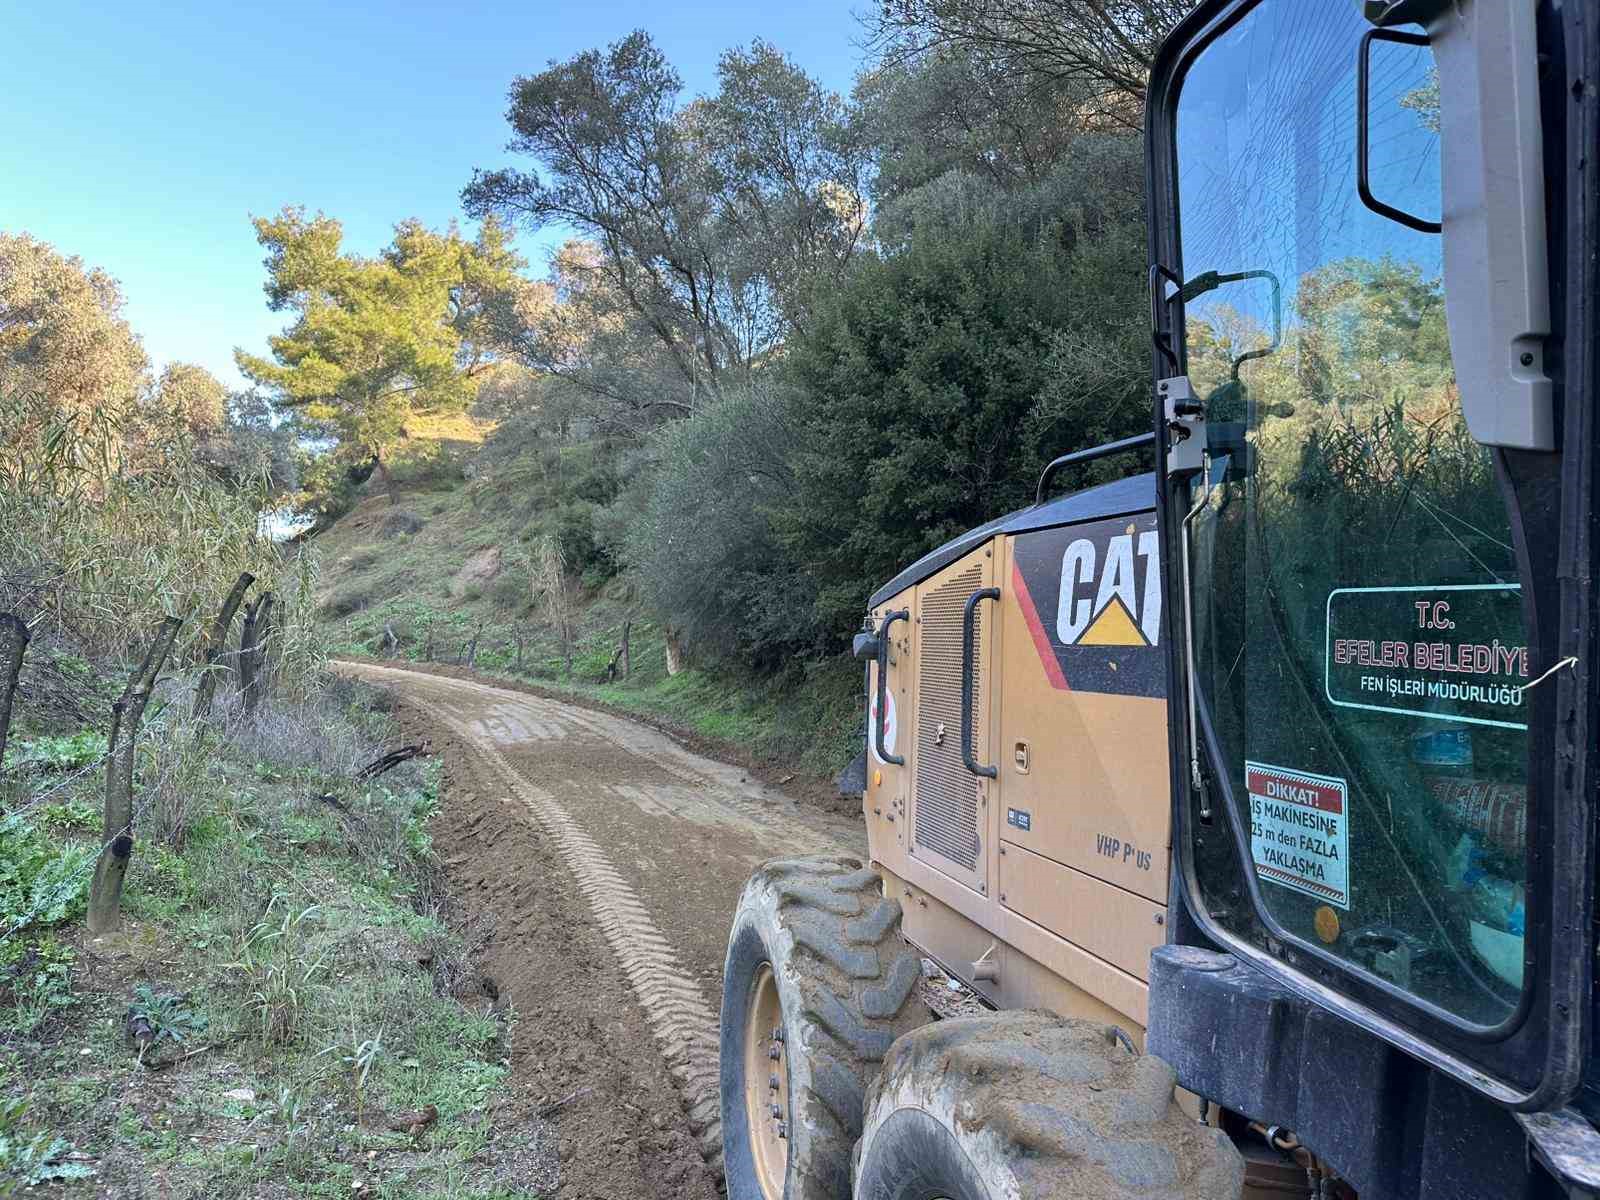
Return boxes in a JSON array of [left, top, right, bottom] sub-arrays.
[[720, 1, 1600, 1197]]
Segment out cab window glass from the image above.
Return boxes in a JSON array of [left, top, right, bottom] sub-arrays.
[[1175, 1, 1527, 1024]]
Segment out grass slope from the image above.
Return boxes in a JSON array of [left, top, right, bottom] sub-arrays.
[[0, 651, 544, 1197], [311, 458, 864, 783]]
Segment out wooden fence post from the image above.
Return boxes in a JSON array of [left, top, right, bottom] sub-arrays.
[[0, 613, 29, 785], [238, 593, 273, 714], [87, 617, 181, 935], [238, 595, 262, 696], [193, 572, 253, 718], [514, 629, 524, 673], [252, 597, 276, 707]]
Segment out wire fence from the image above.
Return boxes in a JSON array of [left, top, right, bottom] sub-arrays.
[[359, 614, 657, 687], [0, 603, 205, 945], [0, 752, 111, 838], [0, 823, 127, 947]]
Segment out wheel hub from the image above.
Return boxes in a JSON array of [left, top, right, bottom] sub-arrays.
[[744, 964, 789, 1199]]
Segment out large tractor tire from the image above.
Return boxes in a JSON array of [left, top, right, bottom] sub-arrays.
[[853, 1010, 1246, 1200], [721, 856, 931, 1200]]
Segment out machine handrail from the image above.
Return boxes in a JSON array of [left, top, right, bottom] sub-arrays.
[[874, 610, 909, 767], [961, 588, 1001, 779], [1034, 432, 1157, 506]]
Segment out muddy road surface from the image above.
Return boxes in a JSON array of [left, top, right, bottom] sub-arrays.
[[336, 661, 863, 1199]]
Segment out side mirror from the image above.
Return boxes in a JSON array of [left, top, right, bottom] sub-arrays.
[[1357, 28, 1442, 233], [1361, 3, 1552, 450]]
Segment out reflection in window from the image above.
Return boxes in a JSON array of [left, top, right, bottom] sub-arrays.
[[1175, 2, 1526, 1025]]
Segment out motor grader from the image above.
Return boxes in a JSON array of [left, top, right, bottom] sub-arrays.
[[719, 1, 1600, 1196]]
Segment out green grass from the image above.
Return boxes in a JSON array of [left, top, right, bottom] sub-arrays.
[[0, 682, 543, 1198]]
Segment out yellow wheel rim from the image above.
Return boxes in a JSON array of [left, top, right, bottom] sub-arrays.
[[743, 964, 790, 1199]]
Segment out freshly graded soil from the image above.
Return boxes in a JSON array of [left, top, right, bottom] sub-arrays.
[[345, 662, 863, 1198]]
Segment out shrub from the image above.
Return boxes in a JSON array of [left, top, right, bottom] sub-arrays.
[[489, 572, 526, 610], [321, 590, 370, 618], [380, 509, 425, 538], [625, 383, 811, 668], [778, 170, 1148, 642]]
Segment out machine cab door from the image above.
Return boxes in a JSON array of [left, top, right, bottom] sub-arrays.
[[1149, 0, 1595, 1108]]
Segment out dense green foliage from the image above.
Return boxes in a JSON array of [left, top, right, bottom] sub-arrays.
[[457, 23, 1167, 671], [782, 177, 1148, 638], [236, 210, 526, 497], [626, 383, 806, 664]]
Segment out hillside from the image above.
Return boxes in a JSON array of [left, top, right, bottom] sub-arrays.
[[311, 429, 865, 786]]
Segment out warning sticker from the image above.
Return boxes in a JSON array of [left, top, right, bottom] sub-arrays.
[[1246, 761, 1349, 910]]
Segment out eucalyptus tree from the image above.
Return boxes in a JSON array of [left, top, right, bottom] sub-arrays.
[[463, 31, 867, 414], [864, 0, 1192, 130]]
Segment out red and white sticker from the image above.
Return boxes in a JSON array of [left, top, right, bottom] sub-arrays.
[[1246, 761, 1349, 910]]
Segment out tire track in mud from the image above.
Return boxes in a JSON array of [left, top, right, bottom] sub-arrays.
[[414, 695, 728, 1174]]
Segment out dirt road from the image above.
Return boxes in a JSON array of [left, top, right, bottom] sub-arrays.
[[336, 661, 863, 1199]]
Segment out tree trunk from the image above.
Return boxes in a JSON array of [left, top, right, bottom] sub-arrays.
[[603, 621, 632, 684], [88, 617, 182, 935], [374, 454, 399, 505], [665, 628, 686, 677], [0, 613, 29, 786], [193, 572, 253, 718]]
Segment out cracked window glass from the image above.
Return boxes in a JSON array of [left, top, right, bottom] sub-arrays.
[[1175, 0, 1528, 1025]]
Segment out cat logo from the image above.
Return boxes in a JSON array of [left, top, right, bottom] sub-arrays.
[[1056, 528, 1161, 648]]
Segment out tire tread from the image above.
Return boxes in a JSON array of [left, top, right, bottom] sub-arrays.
[[722, 857, 930, 1200]]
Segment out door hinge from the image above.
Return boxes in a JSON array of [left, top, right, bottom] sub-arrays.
[[1161, 375, 1205, 476]]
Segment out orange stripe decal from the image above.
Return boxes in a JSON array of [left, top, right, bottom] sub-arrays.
[[1011, 558, 1070, 691]]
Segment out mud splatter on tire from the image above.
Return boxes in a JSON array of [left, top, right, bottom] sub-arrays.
[[853, 1011, 1245, 1200]]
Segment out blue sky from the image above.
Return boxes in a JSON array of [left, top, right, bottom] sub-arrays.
[[1, 1, 867, 390]]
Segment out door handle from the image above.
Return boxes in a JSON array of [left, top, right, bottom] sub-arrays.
[[961, 588, 1001, 779], [875, 610, 909, 766]]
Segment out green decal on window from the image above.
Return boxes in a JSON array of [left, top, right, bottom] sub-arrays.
[[1325, 585, 1527, 730]]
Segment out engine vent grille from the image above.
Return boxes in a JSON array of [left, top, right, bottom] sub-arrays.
[[914, 564, 984, 875]]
